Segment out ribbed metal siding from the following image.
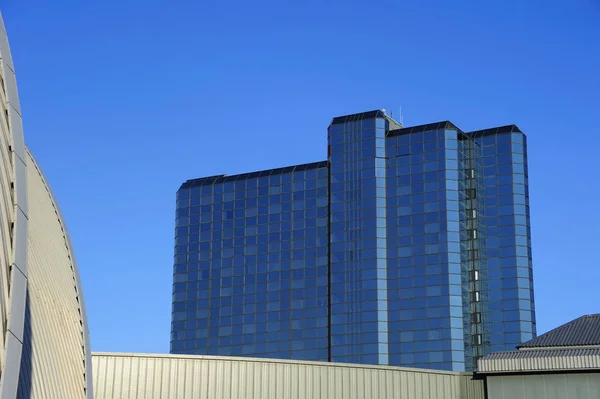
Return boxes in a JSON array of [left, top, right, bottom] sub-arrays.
[[93, 353, 484, 399], [16, 150, 92, 398], [478, 351, 600, 373]]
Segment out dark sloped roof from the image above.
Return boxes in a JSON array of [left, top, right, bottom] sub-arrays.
[[466, 125, 522, 138], [519, 314, 600, 348], [330, 110, 386, 125], [179, 160, 328, 189], [387, 121, 463, 137]]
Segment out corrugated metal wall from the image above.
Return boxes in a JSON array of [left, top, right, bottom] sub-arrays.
[[93, 353, 484, 399], [478, 351, 600, 373], [17, 150, 92, 398], [487, 373, 600, 399]]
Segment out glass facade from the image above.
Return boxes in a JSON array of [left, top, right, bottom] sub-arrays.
[[385, 126, 467, 371], [328, 117, 390, 365], [172, 162, 330, 361], [470, 127, 535, 354], [171, 110, 536, 372]]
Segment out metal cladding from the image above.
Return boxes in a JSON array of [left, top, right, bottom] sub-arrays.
[[0, 12, 92, 398], [92, 352, 484, 399], [478, 348, 600, 373], [0, 12, 30, 398]]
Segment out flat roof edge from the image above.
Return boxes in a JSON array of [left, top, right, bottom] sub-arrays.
[[92, 352, 470, 376], [179, 160, 328, 190]]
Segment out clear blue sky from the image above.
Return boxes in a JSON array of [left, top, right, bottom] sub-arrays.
[[2, 0, 599, 353]]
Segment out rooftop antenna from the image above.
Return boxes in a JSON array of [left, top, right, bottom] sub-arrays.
[[399, 106, 404, 126]]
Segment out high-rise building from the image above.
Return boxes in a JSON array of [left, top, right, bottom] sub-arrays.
[[171, 110, 535, 372]]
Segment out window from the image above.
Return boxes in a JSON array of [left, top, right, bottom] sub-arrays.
[[469, 249, 479, 260]]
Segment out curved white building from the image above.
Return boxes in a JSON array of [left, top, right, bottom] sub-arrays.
[[0, 13, 92, 399]]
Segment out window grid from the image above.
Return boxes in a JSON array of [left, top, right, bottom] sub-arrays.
[[172, 167, 330, 361], [171, 115, 535, 373]]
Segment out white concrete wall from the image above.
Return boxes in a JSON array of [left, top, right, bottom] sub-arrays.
[[93, 353, 484, 399], [487, 373, 600, 399]]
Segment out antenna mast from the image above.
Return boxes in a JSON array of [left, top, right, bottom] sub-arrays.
[[399, 106, 404, 125]]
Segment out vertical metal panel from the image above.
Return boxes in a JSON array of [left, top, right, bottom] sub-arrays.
[[1, 56, 19, 117], [6, 266, 26, 342], [0, 12, 29, 398], [93, 353, 484, 399]]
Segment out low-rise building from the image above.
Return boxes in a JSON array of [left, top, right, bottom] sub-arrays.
[[92, 352, 483, 399], [477, 314, 600, 399]]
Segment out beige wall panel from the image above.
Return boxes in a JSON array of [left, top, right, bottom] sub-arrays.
[[93, 353, 484, 399], [487, 373, 600, 399]]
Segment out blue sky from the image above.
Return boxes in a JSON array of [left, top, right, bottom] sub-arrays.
[[2, 0, 599, 353]]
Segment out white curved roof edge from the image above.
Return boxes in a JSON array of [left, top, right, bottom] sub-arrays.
[[27, 148, 93, 398]]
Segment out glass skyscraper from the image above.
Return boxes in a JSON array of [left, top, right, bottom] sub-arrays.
[[171, 110, 535, 372]]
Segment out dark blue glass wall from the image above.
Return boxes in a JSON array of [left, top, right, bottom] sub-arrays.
[[470, 128, 535, 353], [385, 127, 466, 371], [171, 111, 536, 372], [172, 163, 329, 361], [328, 117, 389, 365]]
